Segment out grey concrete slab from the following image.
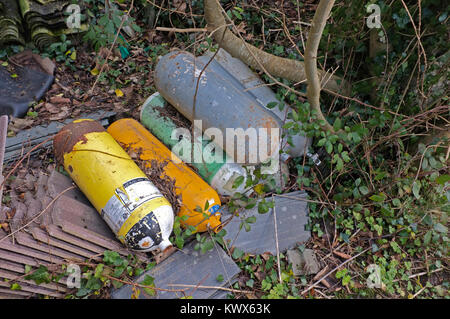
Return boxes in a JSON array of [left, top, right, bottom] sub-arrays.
[[111, 239, 240, 299], [222, 191, 311, 255]]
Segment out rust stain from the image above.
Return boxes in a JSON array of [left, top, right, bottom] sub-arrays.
[[168, 51, 183, 60], [53, 120, 105, 165], [255, 116, 279, 130]]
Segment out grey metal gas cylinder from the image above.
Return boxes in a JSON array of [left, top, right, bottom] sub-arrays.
[[202, 49, 312, 160], [154, 50, 283, 166]]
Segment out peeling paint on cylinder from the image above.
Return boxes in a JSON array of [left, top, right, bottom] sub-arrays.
[[154, 50, 283, 165], [203, 49, 312, 159], [53, 119, 174, 252]]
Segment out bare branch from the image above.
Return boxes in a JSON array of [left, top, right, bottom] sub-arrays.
[[203, 0, 349, 96], [304, 0, 336, 133]]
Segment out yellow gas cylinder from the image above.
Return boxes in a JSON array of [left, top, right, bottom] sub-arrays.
[[107, 118, 222, 233], [53, 119, 174, 252]]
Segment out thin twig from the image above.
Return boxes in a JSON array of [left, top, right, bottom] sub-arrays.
[[167, 283, 253, 294], [272, 194, 282, 284], [156, 27, 208, 33], [104, 275, 187, 293]]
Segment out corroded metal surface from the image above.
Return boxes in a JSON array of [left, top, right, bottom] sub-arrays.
[[53, 119, 105, 165], [154, 50, 283, 165]]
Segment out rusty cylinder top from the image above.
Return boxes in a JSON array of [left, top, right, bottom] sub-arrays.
[[53, 119, 106, 165]]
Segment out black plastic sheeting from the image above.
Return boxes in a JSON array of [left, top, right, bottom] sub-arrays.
[[0, 63, 53, 117]]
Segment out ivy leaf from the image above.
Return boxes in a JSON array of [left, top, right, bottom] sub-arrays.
[[336, 156, 344, 171], [87, 276, 103, 291], [140, 275, 156, 296], [10, 283, 21, 291], [392, 198, 401, 207], [24, 265, 51, 285], [258, 201, 269, 214], [325, 141, 333, 154], [175, 236, 184, 249], [412, 181, 421, 199], [201, 240, 214, 254], [103, 250, 122, 266], [433, 223, 447, 234], [94, 264, 104, 278], [423, 231, 432, 246], [232, 176, 245, 189], [245, 216, 257, 224], [232, 248, 244, 260], [24, 265, 32, 274], [333, 117, 342, 131], [359, 186, 369, 195], [341, 151, 351, 162], [390, 241, 401, 254], [369, 193, 386, 202], [317, 138, 326, 147], [436, 174, 450, 185]]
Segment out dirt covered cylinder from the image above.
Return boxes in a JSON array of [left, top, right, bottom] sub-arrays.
[[53, 119, 174, 252]]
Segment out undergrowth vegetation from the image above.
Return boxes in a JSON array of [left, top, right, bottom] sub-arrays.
[[2, 0, 447, 299]]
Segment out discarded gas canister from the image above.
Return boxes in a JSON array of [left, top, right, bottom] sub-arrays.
[[202, 49, 312, 160], [107, 118, 222, 233], [53, 119, 174, 252], [154, 50, 282, 165], [140, 92, 248, 197]]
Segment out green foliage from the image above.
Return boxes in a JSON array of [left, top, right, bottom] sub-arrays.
[[24, 265, 52, 285], [13, 250, 153, 298], [41, 35, 77, 69], [83, 1, 142, 51], [213, 0, 449, 299]]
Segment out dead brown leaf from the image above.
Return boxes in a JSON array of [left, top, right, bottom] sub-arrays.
[[333, 250, 352, 260], [49, 107, 69, 121], [44, 103, 60, 114], [9, 117, 34, 133], [49, 96, 71, 104]]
